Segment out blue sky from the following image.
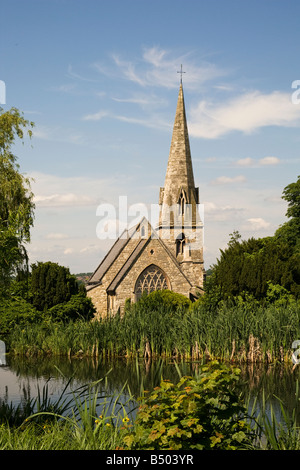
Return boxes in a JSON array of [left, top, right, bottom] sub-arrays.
[[1, 0, 300, 273]]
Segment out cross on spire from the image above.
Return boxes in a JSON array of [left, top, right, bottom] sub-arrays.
[[177, 64, 186, 84]]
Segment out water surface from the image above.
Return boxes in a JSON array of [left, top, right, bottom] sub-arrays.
[[1, 355, 300, 422]]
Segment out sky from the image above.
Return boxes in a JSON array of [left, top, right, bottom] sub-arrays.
[[1, 0, 300, 274]]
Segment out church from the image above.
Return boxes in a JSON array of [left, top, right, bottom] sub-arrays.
[[86, 80, 205, 318]]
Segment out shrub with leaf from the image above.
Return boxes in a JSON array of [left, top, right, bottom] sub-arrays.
[[0, 297, 39, 339], [123, 361, 255, 450], [133, 289, 191, 315], [45, 294, 96, 322]]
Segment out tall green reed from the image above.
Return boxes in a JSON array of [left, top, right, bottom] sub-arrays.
[[6, 301, 300, 363]]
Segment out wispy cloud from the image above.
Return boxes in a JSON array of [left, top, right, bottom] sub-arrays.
[[67, 64, 99, 83], [33, 124, 86, 146], [82, 109, 170, 131], [82, 110, 109, 121], [189, 91, 300, 139], [34, 193, 96, 207], [94, 46, 227, 90], [112, 93, 168, 109]]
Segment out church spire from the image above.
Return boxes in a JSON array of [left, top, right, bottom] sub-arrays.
[[159, 82, 198, 210], [157, 81, 203, 278]]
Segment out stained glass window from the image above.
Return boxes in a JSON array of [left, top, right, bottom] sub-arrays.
[[135, 264, 169, 299]]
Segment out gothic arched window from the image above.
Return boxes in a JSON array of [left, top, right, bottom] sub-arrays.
[[178, 190, 186, 216], [176, 233, 186, 256], [135, 264, 169, 300]]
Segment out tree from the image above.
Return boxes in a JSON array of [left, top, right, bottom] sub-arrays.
[[0, 107, 35, 294], [30, 261, 80, 311], [282, 175, 300, 220], [204, 176, 300, 303], [275, 175, 300, 252]]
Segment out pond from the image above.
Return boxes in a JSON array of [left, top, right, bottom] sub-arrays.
[[1, 355, 300, 423]]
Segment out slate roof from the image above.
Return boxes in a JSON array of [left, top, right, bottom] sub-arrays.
[[86, 216, 193, 294]]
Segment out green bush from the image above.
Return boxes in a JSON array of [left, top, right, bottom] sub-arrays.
[[30, 261, 79, 311], [136, 290, 191, 313], [0, 297, 39, 338], [45, 294, 96, 322], [123, 361, 255, 450]]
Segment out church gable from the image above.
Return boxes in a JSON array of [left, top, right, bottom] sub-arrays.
[[87, 217, 151, 289], [111, 235, 193, 311]]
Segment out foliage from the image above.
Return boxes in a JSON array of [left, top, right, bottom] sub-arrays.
[[204, 176, 300, 304], [45, 293, 95, 322], [123, 361, 255, 450], [265, 281, 296, 306], [30, 261, 80, 311], [6, 300, 300, 362], [2, 361, 300, 450], [282, 175, 300, 221], [209, 235, 299, 301], [0, 263, 95, 342], [0, 107, 35, 294], [0, 376, 130, 450], [274, 176, 300, 256], [135, 289, 191, 313], [0, 297, 39, 339]]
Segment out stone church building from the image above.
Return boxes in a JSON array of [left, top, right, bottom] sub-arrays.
[[86, 82, 205, 318]]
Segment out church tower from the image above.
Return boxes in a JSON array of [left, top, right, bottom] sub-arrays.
[[157, 82, 204, 291], [87, 78, 205, 318]]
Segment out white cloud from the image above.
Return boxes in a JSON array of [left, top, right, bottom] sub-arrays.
[[235, 156, 281, 167], [259, 156, 280, 165], [34, 193, 96, 207], [189, 90, 300, 139], [46, 233, 69, 240], [80, 244, 103, 254], [30, 172, 128, 209], [210, 175, 246, 185], [203, 201, 244, 222], [243, 217, 271, 231], [236, 157, 255, 167]]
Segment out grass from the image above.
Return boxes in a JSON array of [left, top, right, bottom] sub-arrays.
[[0, 368, 136, 450], [6, 301, 300, 364], [1, 361, 300, 450]]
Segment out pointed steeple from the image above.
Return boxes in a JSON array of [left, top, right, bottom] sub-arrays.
[[157, 82, 204, 281], [159, 83, 199, 214]]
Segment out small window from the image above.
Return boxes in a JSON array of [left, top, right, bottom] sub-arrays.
[[176, 233, 186, 256], [141, 226, 145, 237], [178, 191, 185, 215]]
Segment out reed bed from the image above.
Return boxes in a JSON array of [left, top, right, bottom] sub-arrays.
[[6, 301, 300, 364]]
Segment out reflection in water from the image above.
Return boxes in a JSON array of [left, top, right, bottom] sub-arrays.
[[1, 355, 300, 423]]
